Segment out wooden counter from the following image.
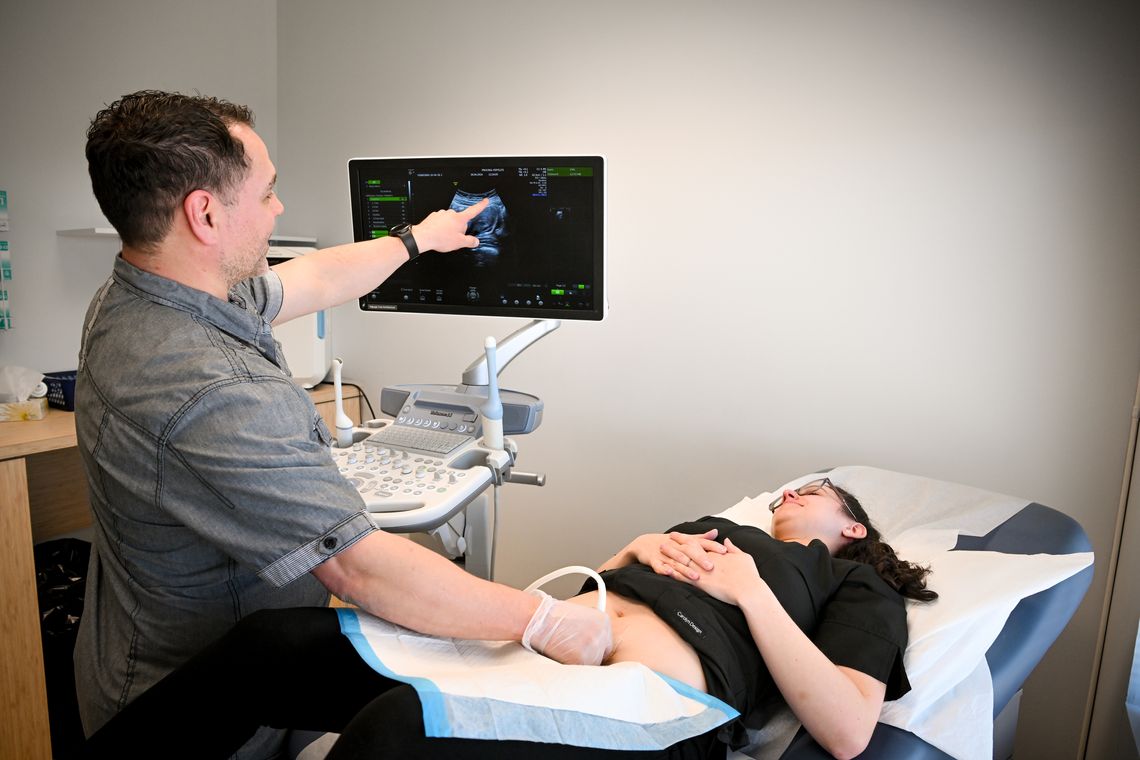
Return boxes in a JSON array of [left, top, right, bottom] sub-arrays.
[[0, 384, 363, 758], [1, 409, 75, 760]]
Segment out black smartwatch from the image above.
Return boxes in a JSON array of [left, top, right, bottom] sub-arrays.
[[389, 223, 420, 262]]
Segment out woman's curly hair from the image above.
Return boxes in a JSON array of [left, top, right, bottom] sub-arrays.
[[832, 484, 938, 602]]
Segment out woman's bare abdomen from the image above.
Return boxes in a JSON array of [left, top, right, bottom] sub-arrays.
[[569, 590, 707, 692]]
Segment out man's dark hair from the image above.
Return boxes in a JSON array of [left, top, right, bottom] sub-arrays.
[[85, 90, 255, 251]]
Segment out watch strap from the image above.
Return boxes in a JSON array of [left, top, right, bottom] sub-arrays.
[[391, 224, 420, 261]]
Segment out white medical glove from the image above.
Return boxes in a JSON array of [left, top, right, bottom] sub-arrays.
[[522, 591, 613, 666]]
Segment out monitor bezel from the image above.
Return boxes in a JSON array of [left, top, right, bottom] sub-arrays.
[[348, 154, 606, 322]]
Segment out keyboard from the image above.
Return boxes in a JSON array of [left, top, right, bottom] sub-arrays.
[[364, 424, 471, 455]]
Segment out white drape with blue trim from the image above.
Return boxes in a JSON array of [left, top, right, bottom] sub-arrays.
[[337, 608, 737, 750]]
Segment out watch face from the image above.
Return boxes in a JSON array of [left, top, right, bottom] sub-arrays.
[[391, 223, 411, 235]]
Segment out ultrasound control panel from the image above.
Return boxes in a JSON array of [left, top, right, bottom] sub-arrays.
[[379, 384, 544, 438], [332, 423, 493, 533], [333, 382, 542, 533]]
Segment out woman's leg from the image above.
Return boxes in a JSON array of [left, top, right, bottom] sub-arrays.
[[83, 607, 401, 759], [326, 684, 725, 760]]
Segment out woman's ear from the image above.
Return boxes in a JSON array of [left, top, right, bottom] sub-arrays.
[[183, 189, 220, 245], [842, 522, 868, 541]]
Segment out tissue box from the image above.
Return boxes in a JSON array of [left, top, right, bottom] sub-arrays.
[[0, 397, 48, 421]]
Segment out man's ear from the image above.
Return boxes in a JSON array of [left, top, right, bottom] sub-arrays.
[[842, 522, 868, 541], [183, 189, 220, 245]]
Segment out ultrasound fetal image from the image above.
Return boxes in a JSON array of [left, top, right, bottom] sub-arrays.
[[449, 188, 509, 264]]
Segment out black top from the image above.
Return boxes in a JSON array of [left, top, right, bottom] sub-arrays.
[[588, 517, 910, 747]]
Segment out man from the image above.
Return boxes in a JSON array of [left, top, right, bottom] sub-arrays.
[[74, 90, 610, 757]]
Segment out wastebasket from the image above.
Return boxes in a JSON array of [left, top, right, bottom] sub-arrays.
[[35, 537, 90, 759]]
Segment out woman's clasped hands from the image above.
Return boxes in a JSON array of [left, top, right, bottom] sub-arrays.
[[651, 529, 766, 607]]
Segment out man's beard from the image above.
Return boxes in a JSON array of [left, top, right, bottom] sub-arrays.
[[221, 246, 269, 290]]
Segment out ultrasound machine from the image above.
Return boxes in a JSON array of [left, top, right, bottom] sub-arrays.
[[331, 155, 605, 579]]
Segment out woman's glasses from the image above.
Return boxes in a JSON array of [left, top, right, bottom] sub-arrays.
[[768, 477, 859, 522]]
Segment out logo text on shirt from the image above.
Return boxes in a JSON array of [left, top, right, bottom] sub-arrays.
[[676, 609, 704, 636]]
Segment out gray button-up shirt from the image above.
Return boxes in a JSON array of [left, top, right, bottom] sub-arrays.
[[73, 256, 376, 753]]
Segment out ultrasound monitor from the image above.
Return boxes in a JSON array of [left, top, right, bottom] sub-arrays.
[[348, 155, 605, 321]]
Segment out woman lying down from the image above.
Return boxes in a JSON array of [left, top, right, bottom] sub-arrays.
[[82, 478, 937, 760]]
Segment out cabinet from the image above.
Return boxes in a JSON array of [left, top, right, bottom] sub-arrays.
[[306, 382, 363, 431]]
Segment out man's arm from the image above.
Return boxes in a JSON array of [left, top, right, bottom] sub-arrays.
[[312, 529, 537, 641], [272, 198, 489, 324], [312, 527, 613, 666]]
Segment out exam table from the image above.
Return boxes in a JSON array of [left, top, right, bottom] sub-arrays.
[[290, 466, 1093, 760], [724, 466, 1094, 760], [759, 503, 1092, 759]]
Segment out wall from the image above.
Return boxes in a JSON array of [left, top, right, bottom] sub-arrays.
[[0, 1, 1136, 756], [0, 0, 278, 371], [276, 1, 1139, 758]]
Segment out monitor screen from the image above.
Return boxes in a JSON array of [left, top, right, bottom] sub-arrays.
[[348, 155, 604, 321]]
